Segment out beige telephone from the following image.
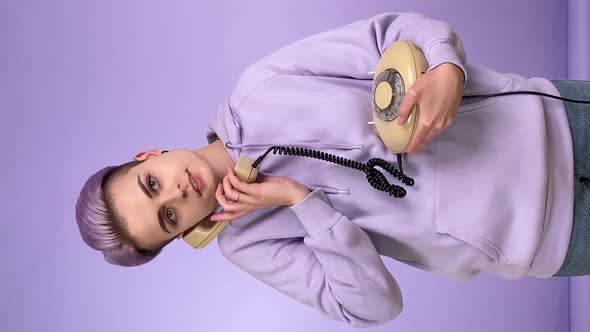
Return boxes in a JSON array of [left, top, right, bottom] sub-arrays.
[[370, 40, 427, 154], [182, 156, 260, 249]]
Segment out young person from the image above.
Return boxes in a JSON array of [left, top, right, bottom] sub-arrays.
[[75, 12, 589, 327]]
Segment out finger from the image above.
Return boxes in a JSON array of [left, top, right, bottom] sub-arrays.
[[210, 211, 234, 222], [223, 174, 241, 202], [211, 210, 247, 222], [423, 127, 441, 146], [215, 183, 240, 210], [407, 123, 431, 154], [210, 203, 249, 222], [397, 88, 418, 125], [419, 125, 444, 153], [226, 166, 257, 196], [215, 183, 230, 208], [210, 208, 237, 221]]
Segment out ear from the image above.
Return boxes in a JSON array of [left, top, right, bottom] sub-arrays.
[[134, 148, 167, 161]]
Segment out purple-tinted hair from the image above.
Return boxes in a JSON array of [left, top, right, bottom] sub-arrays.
[[75, 161, 174, 267]]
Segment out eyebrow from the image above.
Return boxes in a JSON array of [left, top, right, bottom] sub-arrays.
[[137, 174, 170, 234]]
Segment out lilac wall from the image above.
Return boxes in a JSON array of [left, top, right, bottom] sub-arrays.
[[0, 0, 573, 331]]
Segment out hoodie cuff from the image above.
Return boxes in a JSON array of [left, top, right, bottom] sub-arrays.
[[425, 39, 467, 88], [289, 188, 342, 237]]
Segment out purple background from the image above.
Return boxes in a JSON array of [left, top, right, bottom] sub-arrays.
[[1, 0, 588, 331]]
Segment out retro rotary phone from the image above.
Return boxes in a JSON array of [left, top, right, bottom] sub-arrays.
[[183, 40, 590, 249], [368, 40, 590, 154], [369, 40, 427, 154]]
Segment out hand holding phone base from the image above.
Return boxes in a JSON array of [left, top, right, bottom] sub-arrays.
[[370, 41, 428, 154]]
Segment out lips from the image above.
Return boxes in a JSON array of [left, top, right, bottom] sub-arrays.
[[187, 172, 202, 197]]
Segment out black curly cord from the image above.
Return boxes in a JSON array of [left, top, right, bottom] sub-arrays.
[[245, 145, 415, 198]]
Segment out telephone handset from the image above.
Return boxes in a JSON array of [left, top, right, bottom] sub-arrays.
[[182, 156, 260, 249]]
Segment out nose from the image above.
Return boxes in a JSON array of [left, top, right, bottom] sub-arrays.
[[177, 183, 189, 199], [159, 181, 188, 204]]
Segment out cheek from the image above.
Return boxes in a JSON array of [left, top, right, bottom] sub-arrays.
[[180, 204, 207, 228], [184, 199, 217, 227]]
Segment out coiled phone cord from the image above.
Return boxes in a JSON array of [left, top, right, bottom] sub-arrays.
[[249, 146, 414, 198]]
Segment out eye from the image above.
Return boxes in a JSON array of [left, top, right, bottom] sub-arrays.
[[165, 208, 177, 224], [147, 175, 159, 191]]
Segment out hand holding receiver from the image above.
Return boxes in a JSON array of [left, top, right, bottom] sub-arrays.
[[182, 156, 259, 249], [210, 166, 310, 222]]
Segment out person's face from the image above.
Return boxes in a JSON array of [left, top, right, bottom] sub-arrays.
[[109, 148, 219, 251]]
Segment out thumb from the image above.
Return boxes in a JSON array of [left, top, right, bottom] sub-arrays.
[[397, 89, 417, 125]]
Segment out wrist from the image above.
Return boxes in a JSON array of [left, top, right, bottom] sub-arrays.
[[288, 186, 311, 206], [439, 62, 464, 85]]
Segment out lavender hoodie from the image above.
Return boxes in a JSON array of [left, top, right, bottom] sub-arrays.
[[206, 12, 574, 327]]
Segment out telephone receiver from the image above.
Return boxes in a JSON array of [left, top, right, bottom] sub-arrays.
[[182, 156, 260, 249], [182, 40, 424, 249], [370, 40, 428, 154]]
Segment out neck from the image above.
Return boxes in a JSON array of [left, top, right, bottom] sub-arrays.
[[193, 139, 236, 185]]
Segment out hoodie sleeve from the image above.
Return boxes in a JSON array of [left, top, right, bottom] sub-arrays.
[[255, 12, 467, 86], [217, 188, 403, 327]]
